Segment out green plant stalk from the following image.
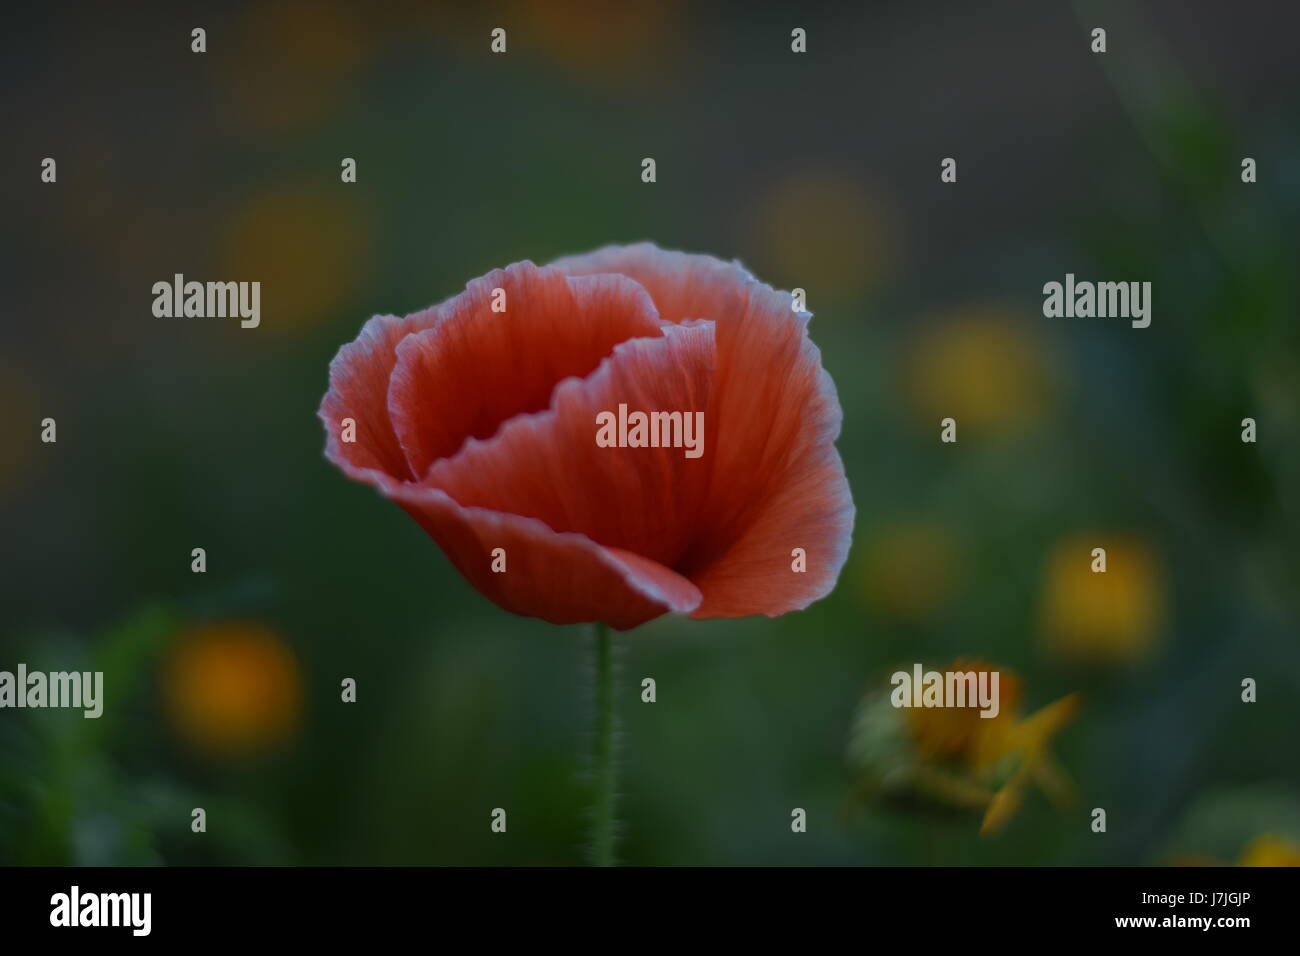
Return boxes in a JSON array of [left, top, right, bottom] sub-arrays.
[[590, 621, 617, 866]]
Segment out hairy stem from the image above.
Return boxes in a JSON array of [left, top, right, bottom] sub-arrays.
[[589, 621, 617, 866]]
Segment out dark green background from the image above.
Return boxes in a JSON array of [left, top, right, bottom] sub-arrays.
[[2, 0, 1297, 865]]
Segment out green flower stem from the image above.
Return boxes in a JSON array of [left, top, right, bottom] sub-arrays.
[[590, 621, 617, 867]]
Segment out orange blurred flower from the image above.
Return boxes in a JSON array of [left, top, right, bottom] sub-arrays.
[[221, 0, 376, 136], [512, 0, 684, 84], [165, 621, 303, 756], [0, 366, 41, 498], [220, 185, 373, 334]]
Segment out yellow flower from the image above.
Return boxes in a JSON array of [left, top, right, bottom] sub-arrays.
[[903, 662, 1018, 767], [1238, 834, 1300, 866], [905, 309, 1052, 434], [1040, 534, 1165, 664], [859, 520, 962, 620], [847, 659, 1081, 835], [164, 621, 303, 756], [753, 170, 889, 302], [975, 690, 1082, 835]]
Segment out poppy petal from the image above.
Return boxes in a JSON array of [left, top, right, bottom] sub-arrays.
[[384, 483, 702, 630], [319, 311, 436, 484], [684, 290, 854, 617], [553, 243, 854, 617], [551, 242, 754, 324], [388, 262, 664, 479], [423, 321, 715, 569]]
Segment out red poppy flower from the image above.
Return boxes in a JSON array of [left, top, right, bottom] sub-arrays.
[[320, 244, 854, 630]]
